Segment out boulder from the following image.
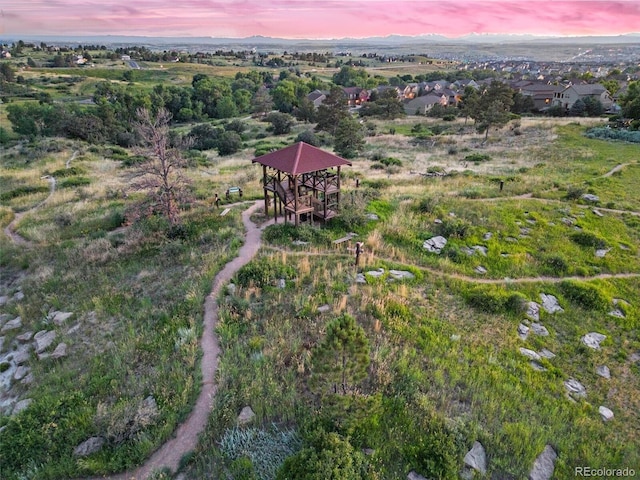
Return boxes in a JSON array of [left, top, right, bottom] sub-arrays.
[[0, 336, 3, 352], [49, 311, 74, 325], [461, 246, 475, 256], [564, 378, 586, 398], [388, 270, 415, 280], [539, 349, 556, 359], [483, 232, 493, 240], [595, 248, 610, 258], [1, 316, 22, 333], [526, 302, 541, 322], [366, 268, 386, 278], [608, 309, 625, 318], [0, 296, 9, 306], [277, 278, 286, 289], [33, 330, 57, 353], [74, 437, 105, 457], [530, 361, 547, 372], [529, 444, 557, 480], [366, 213, 379, 221], [237, 406, 256, 425], [226, 283, 237, 295], [317, 304, 331, 313], [434, 218, 443, 224], [463, 441, 487, 474], [13, 291, 25, 301], [582, 332, 606, 350], [582, 193, 599, 202], [16, 331, 33, 342], [472, 245, 488, 256], [598, 406, 614, 421], [13, 366, 30, 381], [540, 294, 563, 314], [12, 398, 32, 415], [474, 266, 487, 275], [407, 471, 428, 480], [596, 365, 611, 379], [355, 273, 367, 284], [12, 346, 31, 365], [423, 236, 447, 254], [531, 323, 549, 337], [291, 240, 309, 245], [50, 343, 67, 359], [519, 348, 541, 361], [592, 209, 604, 217], [518, 324, 530, 340]]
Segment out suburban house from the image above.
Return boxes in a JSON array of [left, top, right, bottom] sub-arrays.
[[519, 83, 565, 111], [306, 89, 327, 108], [404, 94, 448, 115], [403, 83, 420, 100], [342, 87, 369, 106], [552, 84, 613, 110]]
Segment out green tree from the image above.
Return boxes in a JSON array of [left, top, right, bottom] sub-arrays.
[[310, 314, 369, 395], [334, 116, 365, 159], [0, 62, 15, 82], [217, 131, 243, 156], [251, 85, 274, 117], [583, 96, 604, 116], [267, 112, 294, 135], [216, 95, 238, 118], [272, 79, 298, 113], [620, 81, 640, 120], [332, 66, 369, 87], [459, 85, 479, 124], [470, 81, 514, 143], [359, 88, 404, 119], [569, 99, 586, 116], [294, 96, 317, 123], [315, 86, 348, 135]]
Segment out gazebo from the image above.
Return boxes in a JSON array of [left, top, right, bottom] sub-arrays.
[[252, 142, 352, 226]]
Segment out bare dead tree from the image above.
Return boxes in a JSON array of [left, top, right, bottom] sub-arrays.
[[129, 108, 192, 225]]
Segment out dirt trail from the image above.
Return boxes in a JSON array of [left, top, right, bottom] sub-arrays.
[[3, 176, 56, 247], [81, 200, 273, 480], [602, 163, 630, 178]]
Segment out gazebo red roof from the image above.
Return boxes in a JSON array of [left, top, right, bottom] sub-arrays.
[[252, 142, 351, 175]]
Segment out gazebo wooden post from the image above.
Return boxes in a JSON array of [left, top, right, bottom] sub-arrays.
[[263, 165, 269, 215], [337, 166, 341, 211], [294, 175, 299, 227]]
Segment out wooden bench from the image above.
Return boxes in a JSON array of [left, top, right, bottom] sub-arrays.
[[225, 186, 243, 199], [333, 232, 358, 246]]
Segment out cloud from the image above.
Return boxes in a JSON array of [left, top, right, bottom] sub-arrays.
[[3, 0, 639, 37]]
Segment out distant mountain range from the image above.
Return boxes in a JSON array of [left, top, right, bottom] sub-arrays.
[[4, 33, 640, 47]]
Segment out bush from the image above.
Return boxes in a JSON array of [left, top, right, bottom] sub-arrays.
[[217, 131, 243, 156], [59, 176, 91, 188], [296, 130, 320, 146], [0, 185, 49, 201], [235, 257, 296, 288], [570, 231, 607, 249], [560, 281, 610, 311], [402, 413, 458, 479], [585, 127, 640, 143], [50, 165, 87, 178], [464, 153, 491, 163], [565, 185, 585, 200]]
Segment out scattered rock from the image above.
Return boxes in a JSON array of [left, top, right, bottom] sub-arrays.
[[237, 406, 256, 425], [407, 471, 428, 480], [366, 213, 379, 221], [13, 366, 30, 381], [518, 323, 530, 340], [505, 236, 518, 242], [561, 217, 575, 226], [450, 334, 461, 341], [49, 311, 74, 325], [526, 302, 541, 321], [16, 331, 33, 342], [434, 218, 442, 224], [12, 346, 31, 365], [530, 361, 547, 372], [1, 317, 22, 333], [291, 240, 309, 246], [483, 232, 493, 240], [366, 268, 386, 278], [531, 323, 549, 337], [33, 330, 57, 353], [529, 444, 557, 480], [540, 294, 563, 314], [592, 209, 604, 217], [539, 349, 556, 359], [0, 336, 3, 352], [50, 343, 67, 359], [362, 448, 375, 456], [463, 441, 487, 474], [137, 396, 159, 424], [226, 283, 237, 295], [423, 236, 447, 254], [448, 212, 456, 217], [74, 437, 105, 457], [12, 398, 32, 415], [520, 227, 531, 236], [388, 270, 415, 280], [582, 332, 606, 350], [0, 296, 9, 306], [520, 348, 541, 361], [596, 365, 611, 379], [355, 273, 366, 284], [21, 373, 33, 385], [474, 266, 487, 275], [595, 248, 610, 258], [472, 245, 488, 256], [317, 304, 331, 313], [461, 246, 475, 256], [12, 291, 25, 301], [565, 378, 587, 398], [582, 193, 600, 202], [608, 309, 625, 318], [277, 278, 286, 289], [526, 219, 537, 225], [598, 406, 614, 421]]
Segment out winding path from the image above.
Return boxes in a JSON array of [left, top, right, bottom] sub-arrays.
[[83, 200, 273, 480], [3, 176, 56, 247]]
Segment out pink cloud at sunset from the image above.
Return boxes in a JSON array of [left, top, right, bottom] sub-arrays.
[[2, 0, 639, 38]]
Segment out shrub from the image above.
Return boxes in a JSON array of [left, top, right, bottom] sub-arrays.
[[435, 218, 470, 239], [570, 231, 607, 249], [402, 413, 458, 479], [463, 153, 491, 163], [560, 281, 610, 311], [416, 196, 439, 214], [585, 127, 640, 143], [296, 130, 320, 146], [565, 185, 586, 200], [235, 257, 296, 288], [59, 176, 91, 188], [50, 165, 87, 178], [0, 185, 49, 201]]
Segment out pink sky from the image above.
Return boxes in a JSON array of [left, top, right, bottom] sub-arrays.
[[2, 1, 639, 39]]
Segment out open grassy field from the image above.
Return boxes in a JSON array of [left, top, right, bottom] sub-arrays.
[[0, 107, 638, 479]]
